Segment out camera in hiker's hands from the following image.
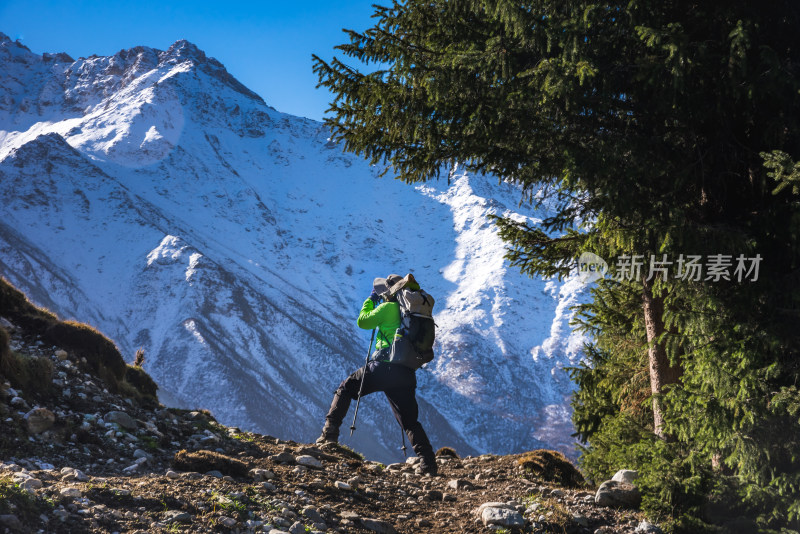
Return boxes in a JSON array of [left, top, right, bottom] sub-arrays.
[[369, 289, 381, 304]]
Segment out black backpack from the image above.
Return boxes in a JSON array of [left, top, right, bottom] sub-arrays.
[[389, 287, 436, 370]]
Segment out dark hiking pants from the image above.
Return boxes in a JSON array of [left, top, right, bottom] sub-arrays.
[[324, 354, 434, 461]]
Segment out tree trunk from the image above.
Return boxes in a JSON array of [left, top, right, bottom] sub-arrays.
[[641, 276, 682, 439]]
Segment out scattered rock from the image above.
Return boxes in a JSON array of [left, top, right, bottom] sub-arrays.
[[635, 520, 663, 533], [250, 468, 275, 481], [480, 506, 525, 528], [25, 407, 55, 434], [360, 517, 398, 534], [61, 467, 88, 481], [302, 506, 325, 525], [612, 469, 639, 485], [595, 480, 642, 508], [55, 349, 69, 361], [296, 455, 322, 469], [573, 514, 590, 527], [476, 502, 515, 515], [164, 510, 192, 524], [105, 410, 137, 431], [18, 477, 42, 492], [427, 489, 443, 501], [271, 451, 296, 464], [447, 478, 475, 490], [60, 487, 82, 498], [218, 516, 237, 528]]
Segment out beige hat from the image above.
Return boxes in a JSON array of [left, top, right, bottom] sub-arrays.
[[373, 274, 403, 298], [373, 273, 419, 298]]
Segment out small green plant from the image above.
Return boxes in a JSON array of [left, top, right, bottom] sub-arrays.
[[210, 491, 247, 519], [522, 492, 541, 507], [0, 476, 54, 526], [331, 442, 365, 461], [138, 434, 159, 450]]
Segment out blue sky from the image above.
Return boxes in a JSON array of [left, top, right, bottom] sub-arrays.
[[0, 0, 379, 121]]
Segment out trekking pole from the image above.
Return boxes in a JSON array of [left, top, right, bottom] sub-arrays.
[[400, 425, 407, 458], [349, 328, 376, 436]]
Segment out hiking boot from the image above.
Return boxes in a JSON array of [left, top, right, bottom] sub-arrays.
[[315, 424, 339, 445], [315, 433, 338, 445], [417, 456, 438, 476]]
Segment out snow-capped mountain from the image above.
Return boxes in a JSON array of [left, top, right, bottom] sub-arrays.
[[0, 33, 587, 462]]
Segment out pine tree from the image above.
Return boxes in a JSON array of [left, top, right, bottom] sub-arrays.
[[314, 1, 800, 529]]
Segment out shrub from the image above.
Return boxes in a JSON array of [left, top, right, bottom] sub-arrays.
[[44, 321, 126, 381], [517, 450, 585, 488], [124, 364, 158, 399], [435, 446, 459, 458]]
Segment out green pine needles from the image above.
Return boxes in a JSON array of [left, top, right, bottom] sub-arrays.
[[314, 1, 800, 531]]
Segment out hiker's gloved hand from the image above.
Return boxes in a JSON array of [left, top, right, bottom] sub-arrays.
[[369, 289, 381, 305]]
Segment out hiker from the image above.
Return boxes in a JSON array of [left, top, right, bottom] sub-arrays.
[[316, 274, 438, 475]]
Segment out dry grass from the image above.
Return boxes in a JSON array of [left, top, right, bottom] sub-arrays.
[[0, 277, 159, 405], [516, 450, 586, 488], [0, 326, 54, 395], [0, 277, 58, 331], [172, 449, 250, 478], [435, 446, 459, 459], [124, 364, 158, 398], [44, 320, 127, 383]]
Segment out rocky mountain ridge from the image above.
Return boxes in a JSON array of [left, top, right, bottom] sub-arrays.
[[0, 281, 653, 534]]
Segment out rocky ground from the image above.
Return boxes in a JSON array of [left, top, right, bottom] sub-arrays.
[[0, 317, 657, 534]]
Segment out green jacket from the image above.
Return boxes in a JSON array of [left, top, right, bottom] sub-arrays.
[[357, 298, 400, 353]]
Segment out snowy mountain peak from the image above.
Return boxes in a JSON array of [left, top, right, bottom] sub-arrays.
[[163, 39, 207, 64], [0, 31, 24, 48], [0, 35, 586, 462], [0, 33, 71, 64], [8, 131, 74, 160], [0, 33, 36, 63], [161, 39, 264, 104]]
